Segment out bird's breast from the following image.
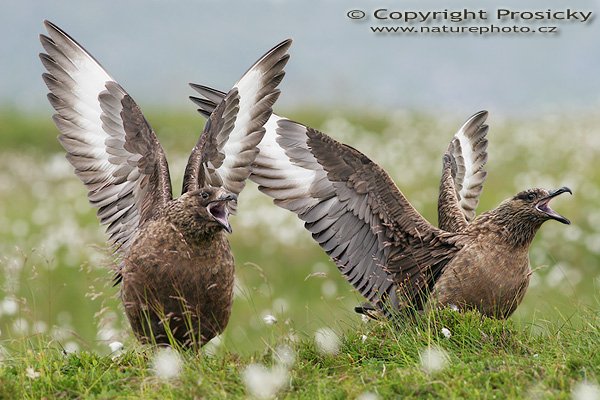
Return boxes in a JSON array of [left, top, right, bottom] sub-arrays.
[[431, 239, 531, 318], [121, 221, 235, 296]]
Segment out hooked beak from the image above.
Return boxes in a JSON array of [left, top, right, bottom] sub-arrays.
[[535, 186, 572, 225], [207, 193, 237, 233]]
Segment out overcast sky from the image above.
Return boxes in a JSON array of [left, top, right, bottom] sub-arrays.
[[2, 0, 600, 116]]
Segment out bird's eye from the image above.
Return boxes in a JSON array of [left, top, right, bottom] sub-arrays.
[[517, 192, 537, 201], [201, 192, 209, 199]]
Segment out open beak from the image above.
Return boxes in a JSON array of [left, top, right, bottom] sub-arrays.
[[535, 186, 572, 224], [207, 193, 237, 233]]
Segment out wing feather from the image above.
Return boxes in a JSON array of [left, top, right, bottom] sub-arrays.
[[438, 111, 488, 232], [182, 39, 292, 200], [39, 20, 172, 254]]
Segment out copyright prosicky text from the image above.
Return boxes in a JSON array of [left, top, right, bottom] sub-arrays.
[[347, 8, 593, 24]]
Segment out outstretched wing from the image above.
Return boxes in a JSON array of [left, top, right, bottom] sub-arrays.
[[437, 111, 488, 232], [39, 20, 172, 254], [183, 39, 292, 200], [188, 85, 463, 313]]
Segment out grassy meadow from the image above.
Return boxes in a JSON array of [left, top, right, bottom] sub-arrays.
[[0, 108, 598, 398]]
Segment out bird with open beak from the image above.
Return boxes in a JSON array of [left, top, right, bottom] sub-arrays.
[[187, 97, 572, 319], [39, 20, 291, 347]]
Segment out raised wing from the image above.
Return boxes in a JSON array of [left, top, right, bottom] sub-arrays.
[[39, 20, 172, 253], [438, 111, 488, 232], [188, 86, 463, 313], [183, 39, 291, 199]]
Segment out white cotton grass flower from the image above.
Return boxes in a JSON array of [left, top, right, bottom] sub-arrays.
[[204, 335, 223, 357], [357, 391, 381, 400], [242, 363, 288, 399], [273, 344, 296, 367], [11, 318, 29, 335], [64, 341, 79, 354], [108, 341, 124, 359], [26, 367, 40, 379], [419, 345, 449, 374], [321, 280, 337, 298], [572, 381, 600, 400], [1, 297, 18, 315], [109, 341, 124, 353], [314, 327, 341, 355], [32, 320, 48, 334], [263, 314, 278, 325], [151, 347, 183, 380], [441, 327, 452, 339]]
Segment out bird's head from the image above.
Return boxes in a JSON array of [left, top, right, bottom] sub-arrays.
[[507, 187, 572, 225], [491, 186, 572, 246], [182, 187, 237, 234]]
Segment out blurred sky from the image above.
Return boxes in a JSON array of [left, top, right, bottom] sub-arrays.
[[1, 0, 600, 117]]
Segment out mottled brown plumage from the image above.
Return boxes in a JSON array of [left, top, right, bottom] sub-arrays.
[[189, 89, 572, 319], [39, 20, 291, 347], [121, 188, 236, 345], [431, 187, 571, 317]]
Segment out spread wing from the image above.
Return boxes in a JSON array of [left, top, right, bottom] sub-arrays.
[[39, 20, 172, 254], [188, 86, 464, 313], [183, 39, 292, 200], [437, 111, 488, 232]]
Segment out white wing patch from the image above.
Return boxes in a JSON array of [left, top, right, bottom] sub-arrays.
[[252, 116, 320, 212], [448, 111, 488, 221]]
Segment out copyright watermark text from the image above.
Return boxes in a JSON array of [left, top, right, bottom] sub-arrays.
[[346, 8, 594, 36]]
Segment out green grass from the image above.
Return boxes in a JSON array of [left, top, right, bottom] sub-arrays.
[[0, 109, 599, 397], [0, 308, 598, 399]]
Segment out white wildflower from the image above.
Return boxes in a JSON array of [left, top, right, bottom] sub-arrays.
[[572, 381, 600, 400], [11, 318, 29, 335], [321, 280, 337, 298], [1, 297, 18, 315], [273, 344, 295, 367], [109, 341, 124, 360], [32, 320, 48, 334], [243, 363, 288, 399], [361, 335, 368, 343], [449, 304, 459, 312], [204, 335, 222, 357], [26, 367, 40, 379], [419, 346, 449, 374], [314, 327, 340, 355], [151, 347, 183, 380], [441, 328, 452, 339], [64, 341, 79, 354], [357, 391, 381, 400], [109, 341, 124, 353], [263, 314, 278, 325]]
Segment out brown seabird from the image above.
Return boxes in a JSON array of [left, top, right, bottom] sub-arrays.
[[39, 20, 291, 347], [190, 90, 571, 319]]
